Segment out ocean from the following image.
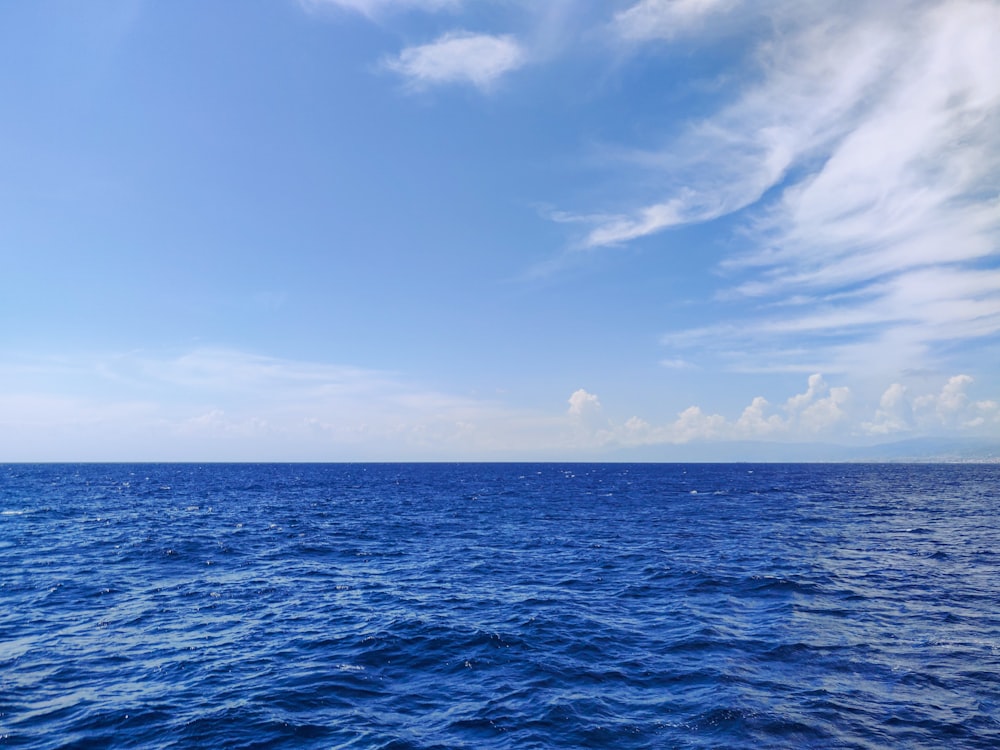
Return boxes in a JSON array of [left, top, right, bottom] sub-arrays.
[[2, 463, 998, 748]]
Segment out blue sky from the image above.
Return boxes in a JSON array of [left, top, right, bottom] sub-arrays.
[[2, 0, 999, 460]]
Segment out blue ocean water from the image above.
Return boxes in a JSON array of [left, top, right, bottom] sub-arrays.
[[1, 463, 998, 749]]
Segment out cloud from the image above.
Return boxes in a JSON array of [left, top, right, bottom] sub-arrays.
[[180, 409, 271, 439], [660, 357, 695, 370], [0, 349, 557, 460], [581, 192, 725, 247], [299, 0, 459, 18], [567, 387, 601, 417], [913, 374, 1000, 430], [384, 31, 526, 90], [738, 373, 850, 435], [735, 396, 784, 437], [587, 4, 896, 247], [857, 375, 1000, 435], [569, 371, 1000, 450], [576, 1, 1000, 376], [567, 373, 856, 447], [567, 388, 610, 438], [661, 267, 1000, 378], [2, 351, 997, 459], [672, 405, 726, 442], [615, 0, 739, 41], [861, 383, 911, 435]]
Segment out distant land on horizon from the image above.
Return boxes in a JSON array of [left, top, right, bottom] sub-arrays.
[[5, 437, 999, 465], [601, 437, 1000, 464]]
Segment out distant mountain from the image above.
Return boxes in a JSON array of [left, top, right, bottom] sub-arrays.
[[607, 437, 1000, 463], [844, 437, 1000, 463]]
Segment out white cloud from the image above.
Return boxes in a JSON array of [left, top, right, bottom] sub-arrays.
[[299, 0, 459, 18], [566, 371, 1000, 450], [660, 357, 695, 370], [567, 387, 601, 417], [912, 373, 1000, 429], [856, 374, 1000, 435], [582, 192, 724, 247], [776, 373, 851, 432], [799, 385, 850, 433], [566, 388, 611, 439], [578, 1, 1000, 376], [861, 383, 911, 435], [179, 409, 272, 438], [736, 3, 1000, 290], [785, 373, 828, 413], [615, 0, 739, 41], [2, 352, 997, 459], [587, 5, 900, 248], [735, 396, 784, 437], [0, 349, 563, 461], [384, 31, 526, 90], [569, 373, 857, 447], [671, 405, 726, 441]]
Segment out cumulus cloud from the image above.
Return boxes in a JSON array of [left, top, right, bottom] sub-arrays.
[[566, 388, 611, 438], [563, 371, 1000, 450], [564, 373, 858, 448], [783, 374, 851, 432], [567, 387, 601, 417], [861, 383, 911, 435], [734, 396, 782, 437], [3, 351, 997, 460], [384, 31, 526, 90], [913, 374, 1000, 429], [858, 375, 1000, 435], [671, 405, 726, 442]]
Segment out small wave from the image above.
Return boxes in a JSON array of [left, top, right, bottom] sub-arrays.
[[3, 462, 998, 750]]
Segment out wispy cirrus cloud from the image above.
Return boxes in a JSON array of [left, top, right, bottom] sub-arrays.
[[666, 265, 1000, 376], [587, 4, 906, 248], [298, 0, 459, 18], [383, 31, 526, 90], [614, 0, 739, 41], [583, 0, 1000, 375]]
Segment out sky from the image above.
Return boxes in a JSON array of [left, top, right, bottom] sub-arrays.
[[2, 0, 999, 461]]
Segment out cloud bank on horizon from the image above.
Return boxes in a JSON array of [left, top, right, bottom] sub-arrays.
[[1, 350, 996, 461], [1, 0, 998, 459]]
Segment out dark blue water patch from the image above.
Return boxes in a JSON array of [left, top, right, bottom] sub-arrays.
[[2, 463, 999, 749]]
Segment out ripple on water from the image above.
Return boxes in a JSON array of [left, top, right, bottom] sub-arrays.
[[2, 462, 999, 749]]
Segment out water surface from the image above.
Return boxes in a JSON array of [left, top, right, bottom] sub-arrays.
[[2, 463, 998, 748]]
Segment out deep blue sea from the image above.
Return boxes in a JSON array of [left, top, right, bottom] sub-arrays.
[[2, 463, 999, 749]]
